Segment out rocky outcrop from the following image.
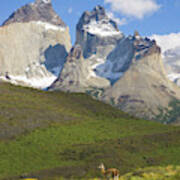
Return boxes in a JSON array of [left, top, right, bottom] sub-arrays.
[[2, 0, 66, 27], [0, 0, 71, 89], [76, 5, 123, 59], [50, 44, 110, 92], [2, 2, 180, 121], [48, 5, 180, 121], [101, 35, 180, 119], [150, 34, 180, 87], [50, 6, 123, 91]]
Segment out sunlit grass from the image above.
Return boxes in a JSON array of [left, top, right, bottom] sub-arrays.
[[0, 83, 180, 179]]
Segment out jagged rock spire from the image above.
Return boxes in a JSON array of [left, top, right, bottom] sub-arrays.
[[2, 0, 65, 27], [75, 5, 123, 59], [77, 5, 119, 31], [35, 0, 52, 4], [67, 44, 83, 61], [91, 5, 106, 21]]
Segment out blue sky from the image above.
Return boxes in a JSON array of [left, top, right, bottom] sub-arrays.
[[0, 0, 180, 44]]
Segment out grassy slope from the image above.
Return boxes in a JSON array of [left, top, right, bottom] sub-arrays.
[[120, 165, 180, 180], [35, 166, 180, 180], [0, 83, 180, 179]]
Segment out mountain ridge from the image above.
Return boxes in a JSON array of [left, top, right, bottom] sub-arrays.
[[50, 5, 124, 91], [2, 0, 66, 27], [1, 1, 180, 122], [0, 0, 71, 89], [50, 6, 180, 121]]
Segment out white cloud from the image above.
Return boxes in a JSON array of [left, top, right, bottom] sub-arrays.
[[151, 33, 180, 53], [107, 12, 126, 25], [68, 7, 73, 14], [104, 0, 161, 19]]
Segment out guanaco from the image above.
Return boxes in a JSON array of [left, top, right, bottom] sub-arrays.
[[98, 163, 120, 180]]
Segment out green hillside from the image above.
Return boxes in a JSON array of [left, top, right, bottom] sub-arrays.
[[0, 82, 180, 179], [120, 165, 180, 180], [32, 166, 180, 180]]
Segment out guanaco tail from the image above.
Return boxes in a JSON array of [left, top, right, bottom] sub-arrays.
[[98, 163, 120, 179]]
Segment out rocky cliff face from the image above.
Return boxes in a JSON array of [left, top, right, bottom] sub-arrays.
[[0, 0, 71, 88], [50, 6, 123, 91], [50, 6, 180, 121], [76, 5, 123, 59], [44, 4, 180, 121], [2, 2, 180, 121], [2, 0, 66, 27], [150, 34, 180, 87], [50, 44, 110, 92], [102, 35, 180, 119]]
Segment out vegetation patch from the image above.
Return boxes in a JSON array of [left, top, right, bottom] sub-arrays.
[[121, 165, 180, 180], [0, 83, 180, 179], [156, 99, 180, 124]]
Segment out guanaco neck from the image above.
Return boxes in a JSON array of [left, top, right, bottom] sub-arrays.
[[101, 166, 106, 174]]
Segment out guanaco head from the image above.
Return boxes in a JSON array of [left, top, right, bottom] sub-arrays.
[[98, 163, 105, 170]]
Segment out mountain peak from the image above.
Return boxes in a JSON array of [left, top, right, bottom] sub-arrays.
[[2, 0, 65, 27], [92, 5, 106, 20], [35, 0, 52, 4], [133, 37, 161, 58], [94, 5, 104, 10], [78, 5, 109, 26], [134, 30, 140, 39], [76, 5, 121, 38]]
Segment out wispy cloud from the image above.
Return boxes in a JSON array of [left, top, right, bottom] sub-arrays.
[[151, 33, 180, 53], [68, 7, 73, 14], [104, 0, 161, 19], [107, 12, 126, 25]]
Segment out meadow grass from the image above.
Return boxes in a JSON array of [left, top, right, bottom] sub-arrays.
[[0, 83, 180, 179], [20, 166, 180, 179]]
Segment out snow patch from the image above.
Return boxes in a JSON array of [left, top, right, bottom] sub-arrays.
[[0, 74, 57, 89], [83, 20, 122, 37], [35, 21, 65, 31], [167, 73, 180, 82], [87, 58, 123, 82], [42, 0, 51, 4], [94, 60, 123, 81], [0, 62, 64, 89]]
